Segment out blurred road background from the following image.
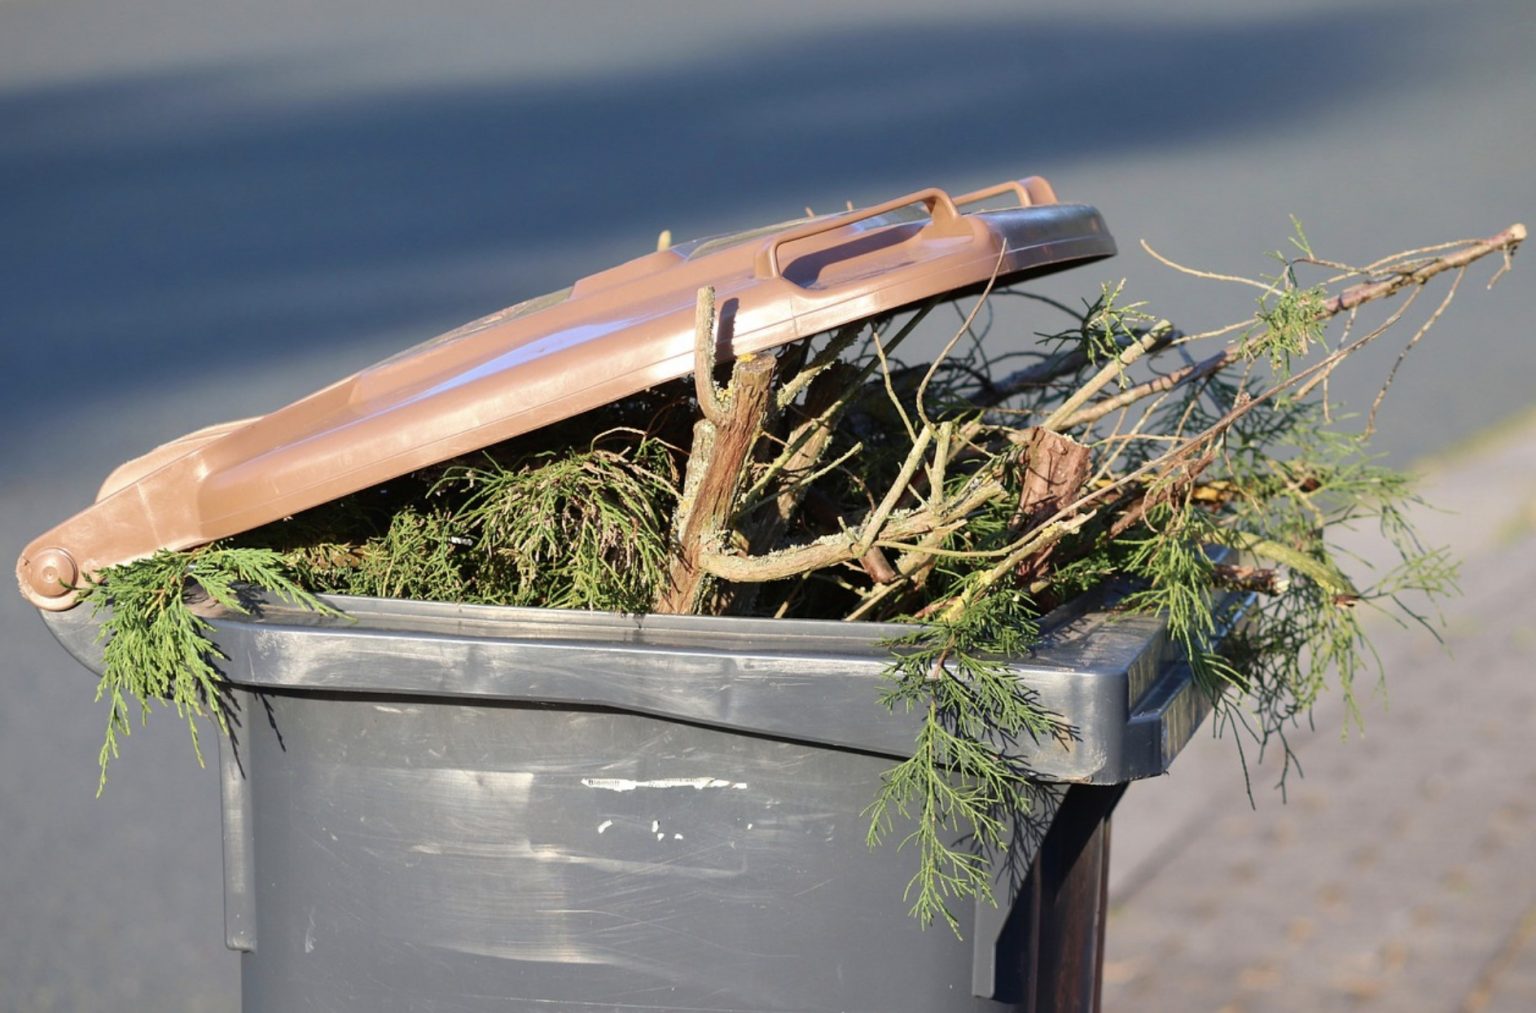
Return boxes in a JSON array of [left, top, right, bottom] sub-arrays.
[[2, 1, 1531, 1009]]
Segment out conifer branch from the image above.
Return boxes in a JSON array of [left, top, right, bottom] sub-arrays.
[[75, 220, 1523, 936]]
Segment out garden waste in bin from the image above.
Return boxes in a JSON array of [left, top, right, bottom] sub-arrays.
[[22, 177, 1217, 1011]]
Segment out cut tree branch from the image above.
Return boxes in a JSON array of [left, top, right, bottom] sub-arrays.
[[1052, 223, 1526, 431], [1007, 428, 1092, 583], [701, 472, 1008, 583], [656, 288, 777, 614], [1327, 223, 1525, 314]]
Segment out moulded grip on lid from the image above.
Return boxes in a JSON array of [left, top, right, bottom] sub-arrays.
[[17, 175, 1115, 610], [955, 176, 1058, 209], [753, 187, 968, 278]]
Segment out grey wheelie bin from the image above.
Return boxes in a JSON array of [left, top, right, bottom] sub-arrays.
[[20, 177, 1213, 1010], [40, 586, 1214, 1012]]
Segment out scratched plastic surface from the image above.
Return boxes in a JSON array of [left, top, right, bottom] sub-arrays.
[[234, 693, 1031, 1012]]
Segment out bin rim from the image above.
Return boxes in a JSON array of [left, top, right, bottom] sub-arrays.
[[40, 582, 1236, 784]]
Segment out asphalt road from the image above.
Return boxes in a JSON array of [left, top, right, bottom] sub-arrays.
[[2, 1, 1532, 1009]]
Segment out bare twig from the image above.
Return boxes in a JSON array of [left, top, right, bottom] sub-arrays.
[[986, 325, 1185, 403], [855, 427, 934, 556], [701, 471, 1008, 583], [1040, 321, 1177, 431], [1055, 224, 1525, 431], [1366, 267, 1465, 438], [916, 246, 1007, 427], [776, 321, 864, 409], [685, 225, 1524, 611], [1325, 223, 1524, 314], [693, 286, 729, 425], [871, 319, 918, 443], [1060, 350, 1233, 430], [1140, 239, 1279, 293], [934, 510, 1098, 623]]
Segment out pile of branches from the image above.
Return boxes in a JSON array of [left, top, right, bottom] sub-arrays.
[[87, 220, 1524, 931]]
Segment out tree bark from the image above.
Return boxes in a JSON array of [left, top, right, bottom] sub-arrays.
[[1009, 428, 1092, 584], [654, 353, 776, 614]]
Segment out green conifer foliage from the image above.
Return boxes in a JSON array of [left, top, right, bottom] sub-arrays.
[[75, 220, 1522, 931]]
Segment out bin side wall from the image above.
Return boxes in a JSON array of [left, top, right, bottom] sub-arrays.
[[235, 690, 1033, 1012]]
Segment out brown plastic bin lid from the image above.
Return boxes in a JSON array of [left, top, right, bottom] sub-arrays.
[[18, 176, 1115, 610]]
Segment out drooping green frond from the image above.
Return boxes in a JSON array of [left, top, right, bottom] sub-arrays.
[[81, 546, 333, 794], [865, 588, 1066, 934]]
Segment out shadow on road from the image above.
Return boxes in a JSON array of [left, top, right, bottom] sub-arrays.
[[1, 5, 1457, 467]]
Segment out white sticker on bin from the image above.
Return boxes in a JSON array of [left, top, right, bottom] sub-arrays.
[[579, 777, 748, 792]]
